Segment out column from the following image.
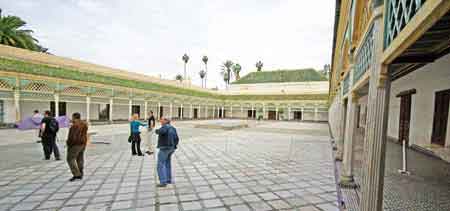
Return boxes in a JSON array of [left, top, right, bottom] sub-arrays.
[[169, 103, 173, 119], [157, 102, 161, 118], [144, 101, 148, 120], [54, 93, 60, 117], [128, 99, 133, 118], [241, 106, 244, 119], [251, 105, 254, 119], [360, 10, 391, 211], [86, 96, 91, 123], [301, 107, 304, 120], [340, 92, 358, 187], [336, 94, 346, 161], [180, 104, 183, 120], [288, 106, 291, 120], [314, 107, 318, 122], [275, 107, 278, 120], [222, 106, 224, 118], [190, 104, 193, 119], [263, 105, 266, 120], [198, 105, 201, 119], [230, 106, 233, 118], [109, 98, 114, 123], [205, 105, 208, 119], [13, 90, 20, 122]]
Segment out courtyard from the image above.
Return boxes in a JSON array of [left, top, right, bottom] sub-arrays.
[[0, 120, 339, 211]]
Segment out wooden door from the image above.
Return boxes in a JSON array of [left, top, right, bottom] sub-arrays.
[[294, 111, 302, 120], [398, 95, 412, 143], [432, 89, 450, 146], [268, 111, 276, 120]]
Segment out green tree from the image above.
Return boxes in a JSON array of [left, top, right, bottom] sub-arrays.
[[0, 9, 45, 52], [202, 55, 208, 87], [199, 69, 206, 88], [255, 60, 263, 71], [221, 60, 234, 85], [232, 63, 242, 80], [175, 74, 183, 82], [182, 53, 189, 80]]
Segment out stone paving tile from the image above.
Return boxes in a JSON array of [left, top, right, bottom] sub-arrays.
[[0, 121, 338, 211]]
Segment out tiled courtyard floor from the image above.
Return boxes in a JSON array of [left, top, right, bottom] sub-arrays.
[[0, 120, 339, 211]]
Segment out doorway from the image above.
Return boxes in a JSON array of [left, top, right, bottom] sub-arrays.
[[431, 89, 450, 146], [294, 111, 302, 120], [132, 105, 140, 118], [178, 107, 183, 119], [0, 100, 3, 123], [50, 101, 67, 117], [99, 104, 110, 121], [159, 106, 163, 118], [398, 94, 412, 143], [268, 111, 276, 120], [194, 108, 198, 119]]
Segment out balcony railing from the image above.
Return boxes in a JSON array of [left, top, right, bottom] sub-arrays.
[[385, 0, 427, 48], [354, 24, 374, 85], [343, 73, 350, 95]]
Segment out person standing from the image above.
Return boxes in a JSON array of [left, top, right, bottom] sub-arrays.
[[155, 117, 179, 187], [66, 112, 88, 182], [145, 111, 156, 155], [129, 114, 147, 156], [40, 110, 60, 160]]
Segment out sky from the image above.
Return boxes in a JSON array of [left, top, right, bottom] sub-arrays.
[[1, 0, 335, 89]]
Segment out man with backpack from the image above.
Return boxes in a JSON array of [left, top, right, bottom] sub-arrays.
[[40, 110, 60, 160], [155, 116, 179, 187]]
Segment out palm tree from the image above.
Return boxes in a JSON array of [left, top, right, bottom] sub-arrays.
[[221, 60, 234, 85], [175, 74, 183, 82], [202, 55, 208, 87], [256, 60, 263, 71], [199, 70, 206, 88], [0, 9, 45, 52], [182, 53, 189, 80], [232, 63, 242, 81]]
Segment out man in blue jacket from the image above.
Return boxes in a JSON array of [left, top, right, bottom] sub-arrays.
[[155, 116, 179, 187]]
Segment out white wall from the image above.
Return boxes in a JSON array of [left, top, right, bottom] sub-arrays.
[[2, 99, 16, 123], [388, 54, 450, 147], [67, 103, 86, 120], [113, 104, 129, 120], [20, 101, 50, 118]]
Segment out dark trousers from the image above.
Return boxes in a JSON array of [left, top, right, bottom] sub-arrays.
[[131, 133, 143, 155], [67, 145, 85, 177], [41, 136, 60, 159]]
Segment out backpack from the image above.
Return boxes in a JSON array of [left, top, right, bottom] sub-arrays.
[[48, 118, 59, 135]]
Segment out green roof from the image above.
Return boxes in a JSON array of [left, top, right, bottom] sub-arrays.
[[232, 69, 327, 84]]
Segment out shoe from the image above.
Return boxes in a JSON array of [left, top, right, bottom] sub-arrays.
[[157, 184, 167, 188], [145, 151, 154, 155], [69, 176, 82, 182], [44, 158, 50, 160], [55, 157, 61, 161], [132, 153, 137, 156], [137, 154, 144, 156]]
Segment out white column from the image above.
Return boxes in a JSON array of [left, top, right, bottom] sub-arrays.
[[157, 102, 161, 118], [251, 105, 254, 119], [340, 92, 358, 187], [288, 106, 291, 120], [109, 98, 114, 123], [180, 104, 184, 120], [144, 101, 148, 120], [198, 105, 201, 119], [54, 93, 60, 117], [213, 106, 216, 119], [263, 105, 266, 120], [314, 107, 318, 122], [190, 104, 193, 119], [360, 11, 391, 210], [169, 103, 173, 119], [240, 106, 244, 119], [230, 106, 233, 118], [301, 108, 304, 121], [275, 107, 278, 120], [205, 105, 208, 119], [221, 106, 224, 118], [13, 90, 20, 122], [86, 96, 91, 123], [128, 99, 132, 118]]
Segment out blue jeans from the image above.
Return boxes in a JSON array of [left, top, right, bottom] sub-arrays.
[[157, 148, 175, 184]]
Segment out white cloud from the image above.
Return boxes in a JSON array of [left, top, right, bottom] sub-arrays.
[[0, 0, 334, 89]]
